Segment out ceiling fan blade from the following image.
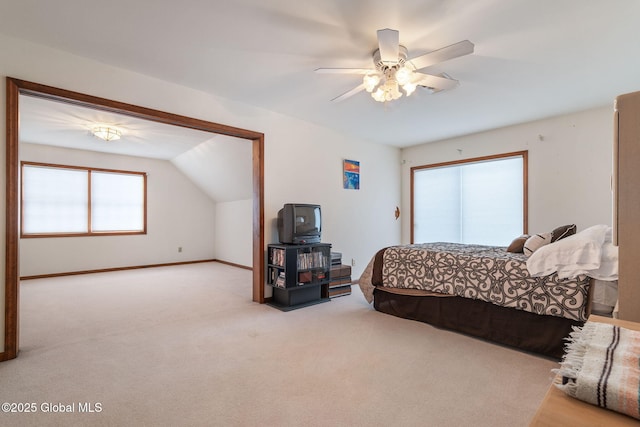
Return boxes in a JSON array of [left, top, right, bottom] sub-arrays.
[[331, 83, 366, 102], [315, 68, 374, 75], [414, 73, 459, 90], [408, 40, 474, 71], [377, 28, 400, 64]]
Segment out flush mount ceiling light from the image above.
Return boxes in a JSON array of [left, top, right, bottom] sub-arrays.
[[92, 126, 122, 142], [316, 29, 474, 103]]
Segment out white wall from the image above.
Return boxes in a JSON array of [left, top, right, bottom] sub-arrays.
[[19, 143, 216, 276], [401, 106, 614, 243], [265, 130, 402, 277], [0, 34, 402, 352], [214, 199, 252, 267]]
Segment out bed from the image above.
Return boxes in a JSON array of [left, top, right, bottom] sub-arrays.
[[358, 225, 618, 359]]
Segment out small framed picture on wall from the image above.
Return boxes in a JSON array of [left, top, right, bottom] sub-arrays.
[[343, 159, 360, 190]]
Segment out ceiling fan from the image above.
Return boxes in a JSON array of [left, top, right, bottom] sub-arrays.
[[315, 29, 474, 103]]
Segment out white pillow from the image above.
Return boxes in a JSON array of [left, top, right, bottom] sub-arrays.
[[526, 224, 610, 278], [561, 241, 618, 281], [523, 232, 552, 257]]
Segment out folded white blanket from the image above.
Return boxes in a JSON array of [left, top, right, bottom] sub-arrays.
[[555, 321, 640, 420]]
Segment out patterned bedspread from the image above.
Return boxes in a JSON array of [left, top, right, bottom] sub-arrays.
[[360, 242, 591, 321]]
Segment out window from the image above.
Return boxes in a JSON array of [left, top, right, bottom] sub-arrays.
[[21, 162, 146, 237], [411, 151, 527, 246]]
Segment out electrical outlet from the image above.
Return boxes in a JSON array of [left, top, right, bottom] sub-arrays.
[[351, 258, 356, 266], [178, 247, 183, 253]]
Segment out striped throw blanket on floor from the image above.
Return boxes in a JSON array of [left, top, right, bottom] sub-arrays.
[[555, 321, 640, 420]]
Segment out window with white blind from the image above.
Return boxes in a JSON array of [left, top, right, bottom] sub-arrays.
[[411, 151, 527, 246], [21, 162, 146, 237]]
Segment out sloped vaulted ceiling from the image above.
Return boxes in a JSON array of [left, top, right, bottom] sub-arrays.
[[19, 95, 253, 202]]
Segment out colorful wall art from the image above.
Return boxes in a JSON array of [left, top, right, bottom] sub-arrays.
[[343, 159, 360, 190]]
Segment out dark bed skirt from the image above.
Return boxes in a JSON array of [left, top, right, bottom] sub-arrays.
[[373, 288, 582, 359]]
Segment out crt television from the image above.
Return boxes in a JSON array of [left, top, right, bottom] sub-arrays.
[[277, 203, 321, 244]]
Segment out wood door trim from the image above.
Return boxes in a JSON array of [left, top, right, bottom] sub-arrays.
[[3, 77, 265, 361]]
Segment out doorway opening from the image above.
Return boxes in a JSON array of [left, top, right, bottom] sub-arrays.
[[3, 77, 265, 361]]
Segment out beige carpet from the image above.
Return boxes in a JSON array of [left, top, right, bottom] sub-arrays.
[[0, 262, 557, 426]]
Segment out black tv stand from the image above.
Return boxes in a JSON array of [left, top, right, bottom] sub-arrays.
[[266, 243, 331, 311]]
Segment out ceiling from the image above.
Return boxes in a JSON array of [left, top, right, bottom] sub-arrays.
[[2, 0, 640, 148], [19, 95, 221, 161], [19, 95, 254, 202]]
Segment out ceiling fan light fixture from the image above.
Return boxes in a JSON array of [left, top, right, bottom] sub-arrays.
[[395, 66, 413, 86], [403, 82, 417, 96], [372, 87, 385, 102], [315, 29, 473, 104], [372, 78, 403, 103], [368, 53, 417, 102], [363, 74, 381, 92], [92, 126, 121, 142], [387, 79, 402, 101]]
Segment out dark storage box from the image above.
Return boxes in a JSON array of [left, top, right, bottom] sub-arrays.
[[273, 284, 321, 307]]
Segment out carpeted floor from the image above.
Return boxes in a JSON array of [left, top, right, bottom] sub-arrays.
[[0, 262, 557, 426]]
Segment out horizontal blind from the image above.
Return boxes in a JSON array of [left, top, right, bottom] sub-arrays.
[[460, 157, 523, 245], [91, 171, 145, 232], [21, 162, 146, 236], [22, 165, 88, 233], [413, 166, 461, 243], [413, 155, 523, 246]]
